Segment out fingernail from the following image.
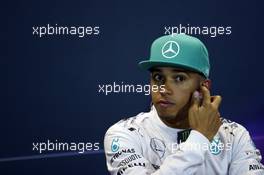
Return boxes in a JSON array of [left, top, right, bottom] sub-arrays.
[[194, 91, 199, 99]]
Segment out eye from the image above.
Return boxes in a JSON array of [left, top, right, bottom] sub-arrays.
[[152, 73, 164, 83], [173, 75, 186, 82]]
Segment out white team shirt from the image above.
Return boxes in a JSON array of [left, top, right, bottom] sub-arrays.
[[104, 106, 264, 175]]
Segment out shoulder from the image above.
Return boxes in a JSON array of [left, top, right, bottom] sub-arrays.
[[105, 110, 153, 136], [104, 111, 153, 158], [104, 110, 152, 145], [220, 118, 247, 133], [219, 118, 255, 149], [220, 119, 263, 170]]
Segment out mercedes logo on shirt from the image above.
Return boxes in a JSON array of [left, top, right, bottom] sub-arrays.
[[161, 40, 180, 58], [150, 138, 166, 158]]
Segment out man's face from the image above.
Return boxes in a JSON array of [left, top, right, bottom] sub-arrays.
[[151, 67, 203, 123]]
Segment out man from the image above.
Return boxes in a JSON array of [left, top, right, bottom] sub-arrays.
[[104, 34, 264, 174]]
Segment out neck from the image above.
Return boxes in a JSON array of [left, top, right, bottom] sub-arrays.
[[160, 114, 190, 129]]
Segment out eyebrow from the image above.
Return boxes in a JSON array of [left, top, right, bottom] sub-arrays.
[[149, 68, 161, 72]]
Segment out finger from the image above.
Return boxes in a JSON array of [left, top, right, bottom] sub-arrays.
[[211, 95, 222, 108], [200, 86, 211, 106], [210, 96, 220, 102], [190, 91, 200, 110]]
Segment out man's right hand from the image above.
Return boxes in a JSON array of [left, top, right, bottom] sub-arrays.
[[188, 86, 222, 141]]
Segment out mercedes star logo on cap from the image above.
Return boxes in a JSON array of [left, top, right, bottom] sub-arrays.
[[161, 41, 180, 58]]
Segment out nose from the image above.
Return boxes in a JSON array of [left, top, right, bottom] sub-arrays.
[[160, 81, 173, 95]]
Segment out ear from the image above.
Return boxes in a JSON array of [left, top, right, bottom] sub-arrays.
[[201, 79, 212, 90]]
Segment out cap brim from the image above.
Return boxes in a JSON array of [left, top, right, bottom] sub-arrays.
[[138, 60, 201, 74]]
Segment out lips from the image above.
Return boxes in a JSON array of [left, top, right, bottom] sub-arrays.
[[157, 99, 175, 108]]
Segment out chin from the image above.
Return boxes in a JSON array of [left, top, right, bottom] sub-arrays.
[[156, 108, 178, 120]]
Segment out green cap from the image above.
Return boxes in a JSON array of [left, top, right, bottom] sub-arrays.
[[138, 34, 210, 78]]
